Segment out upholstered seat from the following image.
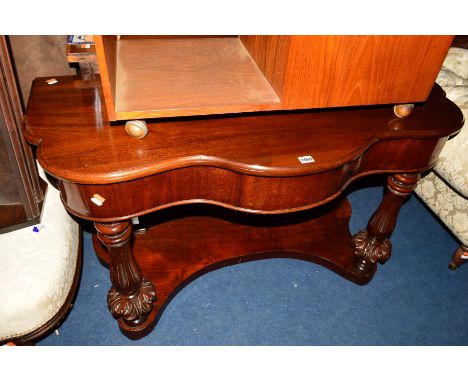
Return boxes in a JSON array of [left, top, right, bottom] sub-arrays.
[[0, 164, 81, 344], [415, 47, 468, 269]]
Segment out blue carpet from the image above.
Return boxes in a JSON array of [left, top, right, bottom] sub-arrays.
[[38, 180, 468, 345]]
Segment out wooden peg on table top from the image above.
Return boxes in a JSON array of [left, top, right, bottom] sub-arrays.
[[125, 120, 148, 138]]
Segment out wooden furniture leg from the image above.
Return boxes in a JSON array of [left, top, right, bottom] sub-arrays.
[[95, 221, 156, 326], [448, 245, 468, 271], [352, 173, 420, 275]]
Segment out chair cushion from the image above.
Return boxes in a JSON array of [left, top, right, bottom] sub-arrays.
[[432, 47, 468, 197], [0, 164, 80, 341], [439, 47, 468, 80], [415, 171, 468, 246]]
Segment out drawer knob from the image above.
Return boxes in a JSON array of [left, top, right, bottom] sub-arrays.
[[125, 120, 148, 138]]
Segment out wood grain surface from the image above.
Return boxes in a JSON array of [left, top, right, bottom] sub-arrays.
[[281, 36, 453, 109], [93, 35, 453, 120], [24, 76, 462, 185], [92, 198, 371, 337], [100, 36, 281, 120], [23, 76, 463, 222]]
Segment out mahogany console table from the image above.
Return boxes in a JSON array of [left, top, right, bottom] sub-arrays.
[[24, 76, 463, 339]]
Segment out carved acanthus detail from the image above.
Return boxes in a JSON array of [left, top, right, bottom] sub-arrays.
[[108, 278, 156, 325], [95, 220, 156, 326], [351, 173, 420, 275], [352, 229, 392, 264]]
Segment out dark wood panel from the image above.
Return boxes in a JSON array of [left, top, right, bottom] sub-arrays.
[[0, 122, 21, 204], [23, 76, 463, 223], [92, 198, 371, 337], [0, 204, 26, 232], [0, 36, 47, 232], [59, 166, 346, 220], [58, 136, 447, 222], [4, 37, 46, 205]]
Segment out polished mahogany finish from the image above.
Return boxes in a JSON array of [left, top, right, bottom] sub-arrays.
[[92, 199, 370, 338], [95, 221, 156, 326], [352, 173, 420, 275], [24, 77, 461, 221], [23, 76, 463, 338]]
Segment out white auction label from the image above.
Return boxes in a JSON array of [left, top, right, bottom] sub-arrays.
[[298, 155, 315, 164]]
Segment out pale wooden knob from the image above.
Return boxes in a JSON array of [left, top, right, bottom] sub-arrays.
[[125, 120, 148, 138], [393, 104, 414, 118]]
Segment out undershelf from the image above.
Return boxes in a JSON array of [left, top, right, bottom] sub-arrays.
[[92, 199, 372, 338]]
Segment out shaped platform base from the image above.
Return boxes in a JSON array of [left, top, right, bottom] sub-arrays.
[[92, 197, 373, 339]]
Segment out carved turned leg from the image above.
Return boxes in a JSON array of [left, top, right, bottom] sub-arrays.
[[95, 221, 156, 326], [352, 173, 420, 275], [448, 245, 468, 271]]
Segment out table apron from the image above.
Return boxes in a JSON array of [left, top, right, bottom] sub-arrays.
[[58, 137, 447, 221]]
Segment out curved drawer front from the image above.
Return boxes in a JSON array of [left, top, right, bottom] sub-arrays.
[[58, 137, 447, 221], [60, 166, 345, 220]]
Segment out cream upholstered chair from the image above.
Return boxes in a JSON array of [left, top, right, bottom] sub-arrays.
[[0, 164, 81, 345], [415, 47, 468, 270]]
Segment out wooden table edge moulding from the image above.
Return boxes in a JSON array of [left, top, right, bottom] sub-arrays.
[[24, 35, 464, 339]]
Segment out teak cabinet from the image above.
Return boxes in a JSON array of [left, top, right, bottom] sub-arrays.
[[94, 35, 453, 121]]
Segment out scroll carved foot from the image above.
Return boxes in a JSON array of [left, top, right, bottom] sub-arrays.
[[108, 278, 156, 325], [352, 229, 392, 274], [95, 221, 157, 327], [352, 173, 420, 275]]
